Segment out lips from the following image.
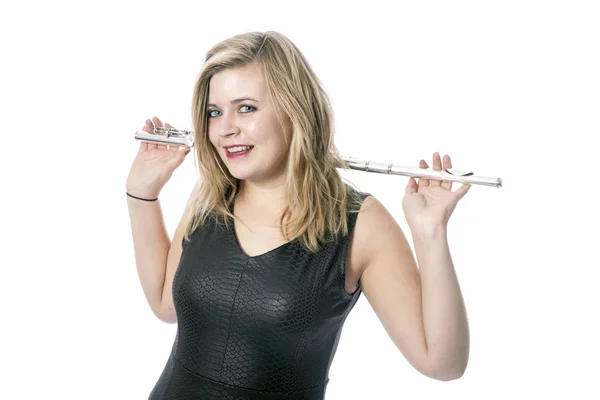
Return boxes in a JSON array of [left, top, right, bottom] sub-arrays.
[[225, 145, 254, 152], [225, 145, 254, 159]]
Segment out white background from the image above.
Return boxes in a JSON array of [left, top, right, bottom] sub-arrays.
[[1, 0, 599, 399]]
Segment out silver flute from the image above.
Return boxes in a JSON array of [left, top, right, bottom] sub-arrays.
[[135, 127, 502, 188]]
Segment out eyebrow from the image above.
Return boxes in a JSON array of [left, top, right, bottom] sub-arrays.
[[207, 97, 259, 108]]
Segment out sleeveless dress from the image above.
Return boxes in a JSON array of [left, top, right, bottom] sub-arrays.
[[149, 187, 370, 399]]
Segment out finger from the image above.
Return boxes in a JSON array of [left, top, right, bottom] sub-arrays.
[[442, 154, 453, 191], [405, 176, 418, 195], [137, 120, 151, 153], [431, 152, 442, 187], [152, 116, 163, 127], [418, 159, 430, 187], [151, 116, 169, 151], [138, 141, 148, 153], [142, 119, 158, 151], [169, 146, 190, 168], [455, 183, 472, 199], [142, 118, 155, 132]]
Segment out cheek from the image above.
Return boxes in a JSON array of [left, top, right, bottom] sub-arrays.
[[207, 122, 218, 146], [244, 119, 285, 147], [242, 119, 261, 140]]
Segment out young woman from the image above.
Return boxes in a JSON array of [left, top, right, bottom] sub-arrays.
[[126, 30, 472, 400]]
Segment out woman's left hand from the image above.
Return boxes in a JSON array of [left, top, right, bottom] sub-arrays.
[[402, 152, 471, 232]]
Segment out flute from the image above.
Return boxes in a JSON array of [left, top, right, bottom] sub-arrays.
[[134, 127, 502, 188]]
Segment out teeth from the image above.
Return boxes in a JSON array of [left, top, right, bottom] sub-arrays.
[[227, 146, 252, 153]]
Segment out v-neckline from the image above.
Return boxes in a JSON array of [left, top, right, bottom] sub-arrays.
[[229, 220, 294, 259], [228, 199, 294, 260]]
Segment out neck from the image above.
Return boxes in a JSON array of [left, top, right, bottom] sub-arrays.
[[238, 180, 286, 204], [237, 177, 288, 211]]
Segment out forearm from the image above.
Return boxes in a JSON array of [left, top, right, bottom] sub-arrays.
[[127, 196, 171, 315], [413, 225, 469, 379]]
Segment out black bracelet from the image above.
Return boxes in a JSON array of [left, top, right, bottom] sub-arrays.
[[126, 192, 158, 202]]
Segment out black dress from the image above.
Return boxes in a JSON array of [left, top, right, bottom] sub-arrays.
[[149, 188, 370, 399]]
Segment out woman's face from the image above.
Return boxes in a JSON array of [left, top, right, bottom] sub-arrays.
[[207, 62, 293, 184]]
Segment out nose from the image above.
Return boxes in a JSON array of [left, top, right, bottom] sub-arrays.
[[217, 111, 240, 138]]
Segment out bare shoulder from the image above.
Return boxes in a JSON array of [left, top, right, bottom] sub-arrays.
[[347, 195, 401, 282]]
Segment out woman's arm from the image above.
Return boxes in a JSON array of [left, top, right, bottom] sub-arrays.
[[353, 195, 469, 381], [127, 195, 171, 321], [127, 180, 199, 323]]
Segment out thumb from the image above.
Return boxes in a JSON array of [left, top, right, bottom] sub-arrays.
[[168, 146, 190, 167], [405, 177, 418, 195], [180, 146, 192, 157], [454, 183, 471, 199]]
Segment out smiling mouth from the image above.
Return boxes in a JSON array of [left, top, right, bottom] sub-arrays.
[[226, 145, 254, 154], [225, 145, 254, 158]]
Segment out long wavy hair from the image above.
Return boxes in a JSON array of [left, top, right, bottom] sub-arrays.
[[182, 31, 363, 253]]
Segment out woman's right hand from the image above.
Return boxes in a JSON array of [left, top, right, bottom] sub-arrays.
[[126, 116, 192, 199]]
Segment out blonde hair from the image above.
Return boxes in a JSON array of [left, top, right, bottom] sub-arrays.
[[183, 31, 363, 253]]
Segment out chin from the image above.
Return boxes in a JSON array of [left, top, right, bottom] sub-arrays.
[[224, 164, 255, 181], [228, 171, 251, 181]]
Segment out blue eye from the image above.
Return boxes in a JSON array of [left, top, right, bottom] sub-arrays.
[[208, 105, 255, 118], [240, 105, 256, 113]]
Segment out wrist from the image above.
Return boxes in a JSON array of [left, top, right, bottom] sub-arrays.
[[125, 185, 160, 198], [410, 221, 448, 241], [126, 191, 159, 202]]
